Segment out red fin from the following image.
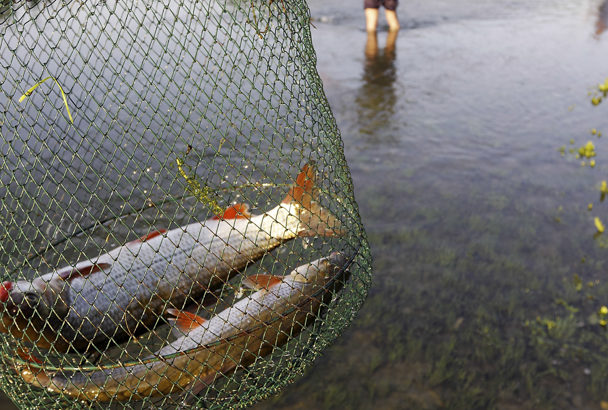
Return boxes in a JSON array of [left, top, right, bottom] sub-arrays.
[[282, 162, 316, 208], [242, 274, 283, 290], [58, 262, 111, 281], [16, 348, 42, 365], [212, 203, 251, 220], [166, 308, 206, 332], [0, 281, 12, 303]]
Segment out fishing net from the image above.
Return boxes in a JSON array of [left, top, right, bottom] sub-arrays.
[[0, 0, 371, 408]]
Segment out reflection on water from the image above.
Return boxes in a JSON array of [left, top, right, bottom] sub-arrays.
[[256, 0, 608, 409], [355, 30, 398, 143], [597, 0, 608, 37]]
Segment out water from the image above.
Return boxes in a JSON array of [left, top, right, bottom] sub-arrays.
[[254, 0, 608, 409], [1, 0, 608, 408]]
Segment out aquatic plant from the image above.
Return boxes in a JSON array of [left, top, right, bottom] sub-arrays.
[[591, 78, 608, 106], [175, 156, 224, 215], [18, 76, 73, 124]]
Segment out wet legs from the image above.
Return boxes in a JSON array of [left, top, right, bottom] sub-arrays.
[[365, 8, 379, 32], [385, 10, 400, 32], [365, 8, 400, 32]]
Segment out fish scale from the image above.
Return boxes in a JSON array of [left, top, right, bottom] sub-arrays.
[[20, 253, 348, 402], [0, 163, 338, 352], [60, 208, 299, 350]]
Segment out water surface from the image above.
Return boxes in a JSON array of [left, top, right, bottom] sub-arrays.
[[256, 0, 608, 408]]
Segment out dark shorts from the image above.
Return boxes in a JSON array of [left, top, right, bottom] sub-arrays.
[[364, 0, 398, 11]]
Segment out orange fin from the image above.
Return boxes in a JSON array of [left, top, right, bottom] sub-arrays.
[[212, 203, 251, 220], [242, 274, 283, 290], [16, 348, 42, 364], [127, 229, 167, 245], [137, 229, 167, 242], [58, 262, 111, 281], [282, 162, 316, 208], [166, 308, 206, 333]]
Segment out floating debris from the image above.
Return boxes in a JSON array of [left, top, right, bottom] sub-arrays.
[[591, 78, 608, 106], [573, 274, 583, 291], [578, 141, 596, 159], [595, 217, 605, 233]]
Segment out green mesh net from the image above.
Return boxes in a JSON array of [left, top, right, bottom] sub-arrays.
[[0, 0, 372, 407]]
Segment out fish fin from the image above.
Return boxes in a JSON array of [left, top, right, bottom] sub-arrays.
[[58, 262, 111, 281], [282, 162, 316, 208], [195, 363, 239, 394], [280, 162, 344, 237], [0, 281, 12, 303], [181, 362, 240, 405], [16, 348, 42, 365], [137, 229, 167, 242], [126, 229, 167, 245], [241, 274, 283, 290], [211, 203, 251, 220], [166, 308, 206, 333]]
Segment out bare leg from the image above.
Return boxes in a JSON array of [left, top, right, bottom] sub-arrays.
[[385, 28, 398, 58], [365, 8, 379, 32], [365, 30, 378, 59], [385, 9, 400, 31]]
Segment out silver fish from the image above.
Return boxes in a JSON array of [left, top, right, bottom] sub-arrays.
[[0, 163, 341, 352], [19, 253, 350, 402]]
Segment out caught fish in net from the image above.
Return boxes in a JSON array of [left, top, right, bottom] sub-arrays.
[[0, 0, 372, 408]]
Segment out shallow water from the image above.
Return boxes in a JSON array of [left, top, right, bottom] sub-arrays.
[[254, 0, 608, 409], [1, 0, 608, 408]]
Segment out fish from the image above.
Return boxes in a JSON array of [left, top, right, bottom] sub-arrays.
[[0, 162, 342, 352], [18, 253, 351, 402]]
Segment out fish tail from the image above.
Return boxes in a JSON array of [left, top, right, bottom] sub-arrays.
[[282, 162, 344, 237], [18, 365, 54, 390], [282, 161, 317, 209]]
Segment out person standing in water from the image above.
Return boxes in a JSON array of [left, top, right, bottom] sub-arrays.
[[364, 0, 400, 32]]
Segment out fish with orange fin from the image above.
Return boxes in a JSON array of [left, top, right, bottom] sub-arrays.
[[18, 253, 351, 402], [0, 162, 342, 352]]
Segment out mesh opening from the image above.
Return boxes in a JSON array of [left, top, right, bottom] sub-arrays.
[[0, 0, 372, 407]]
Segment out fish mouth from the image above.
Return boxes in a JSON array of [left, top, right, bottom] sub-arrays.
[[0, 288, 41, 321]]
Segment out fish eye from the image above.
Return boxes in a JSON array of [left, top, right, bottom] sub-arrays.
[[22, 293, 39, 306], [3, 292, 39, 317]]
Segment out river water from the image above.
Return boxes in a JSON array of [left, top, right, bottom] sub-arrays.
[[254, 0, 608, 409], [1, 0, 608, 408]]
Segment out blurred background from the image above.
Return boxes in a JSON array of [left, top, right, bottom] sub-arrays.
[[255, 0, 608, 409]]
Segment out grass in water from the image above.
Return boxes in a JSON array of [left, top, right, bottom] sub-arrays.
[[175, 157, 223, 215], [19, 76, 74, 124]]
